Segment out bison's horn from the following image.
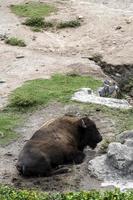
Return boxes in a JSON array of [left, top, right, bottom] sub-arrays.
[[81, 119, 87, 128]]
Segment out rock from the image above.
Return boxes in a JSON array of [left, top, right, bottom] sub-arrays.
[[77, 15, 83, 20], [4, 152, 13, 156], [124, 139, 133, 147], [88, 140, 133, 181], [115, 26, 122, 30], [88, 155, 108, 180], [79, 88, 93, 95], [0, 81, 5, 84], [0, 34, 7, 41], [116, 130, 133, 143], [16, 55, 25, 59], [72, 88, 131, 109], [107, 142, 133, 172]]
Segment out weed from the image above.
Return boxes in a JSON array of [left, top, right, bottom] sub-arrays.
[[100, 138, 113, 153], [5, 37, 26, 47], [23, 17, 54, 31], [23, 17, 45, 27], [57, 20, 81, 29]]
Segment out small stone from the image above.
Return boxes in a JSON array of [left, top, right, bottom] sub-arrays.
[[12, 177, 18, 183], [96, 108, 101, 112], [32, 36, 36, 41], [35, 69, 39, 71], [78, 15, 83, 20], [125, 19, 132, 24], [5, 152, 12, 156], [115, 73, 121, 77], [16, 55, 25, 59], [0, 80, 5, 84], [115, 26, 122, 30]]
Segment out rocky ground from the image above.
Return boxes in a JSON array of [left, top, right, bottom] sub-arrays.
[[0, 0, 133, 191]]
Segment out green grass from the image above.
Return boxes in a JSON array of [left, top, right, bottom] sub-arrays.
[[10, 74, 102, 109], [5, 37, 26, 47], [23, 17, 54, 30], [23, 17, 45, 27], [23, 17, 81, 31], [0, 186, 133, 200], [0, 111, 21, 145], [57, 20, 81, 29], [10, 2, 56, 18]]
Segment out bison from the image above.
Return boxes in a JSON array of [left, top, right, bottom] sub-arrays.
[[16, 115, 102, 177]]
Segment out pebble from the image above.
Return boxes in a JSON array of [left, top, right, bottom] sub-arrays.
[[16, 55, 25, 59]]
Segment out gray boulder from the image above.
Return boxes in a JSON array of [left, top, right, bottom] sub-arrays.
[[116, 130, 133, 143], [107, 142, 133, 173], [88, 140, 133, 180]]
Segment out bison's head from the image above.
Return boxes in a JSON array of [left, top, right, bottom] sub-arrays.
[[79, 117, 102, 150]]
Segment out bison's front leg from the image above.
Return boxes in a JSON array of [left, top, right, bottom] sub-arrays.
[[66, 151, 85, 164]]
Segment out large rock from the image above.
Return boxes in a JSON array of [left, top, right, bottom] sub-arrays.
[[88, 133, 133, 183], [116, 130, 133, 144], [72, 88, 131, 109], [107, 142, 133, 174]]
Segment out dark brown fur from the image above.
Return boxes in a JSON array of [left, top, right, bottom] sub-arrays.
[[16, 116, 102, 177]]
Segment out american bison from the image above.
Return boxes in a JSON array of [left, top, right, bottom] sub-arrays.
[[16, 116, 102, 177]]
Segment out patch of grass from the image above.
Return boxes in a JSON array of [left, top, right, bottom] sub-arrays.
[[23, 17, 54, 31], [23, 17, 45, 27], [0, 186, 133, 200], [10, 2, 56, 18], [57, 19, 81, 29], [100, 138, 114, 153], [9, 74, 102, 110], [5, 37, 26, 47], [0, 111, 21, 145]]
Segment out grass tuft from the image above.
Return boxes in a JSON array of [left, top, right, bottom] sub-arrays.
[[57, 20, 81, 29], [10, 2, 56, 18], [23, 17, 45, 27], [5, 37, 26, 47], [0, 112, 21, 145]]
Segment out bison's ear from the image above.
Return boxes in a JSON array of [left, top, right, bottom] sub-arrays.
[[81, 119, 87, 128]]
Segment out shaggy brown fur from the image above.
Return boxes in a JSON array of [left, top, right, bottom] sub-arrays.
[[16, 116, 102, 177]]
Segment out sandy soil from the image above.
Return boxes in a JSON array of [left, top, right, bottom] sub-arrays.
[[0, 0, 133, 192]]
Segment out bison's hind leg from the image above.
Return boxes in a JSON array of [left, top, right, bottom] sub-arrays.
[[51, 167, 71, 175]]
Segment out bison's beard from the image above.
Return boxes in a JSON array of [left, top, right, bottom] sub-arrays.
[[89, 143, 97, 149]]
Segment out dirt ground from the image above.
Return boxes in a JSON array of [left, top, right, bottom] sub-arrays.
[[0, 0, 133, 192], [0, 103, 116, 191]]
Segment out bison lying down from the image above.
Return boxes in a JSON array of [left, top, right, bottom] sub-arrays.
[[17, 116, 102, 177]]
